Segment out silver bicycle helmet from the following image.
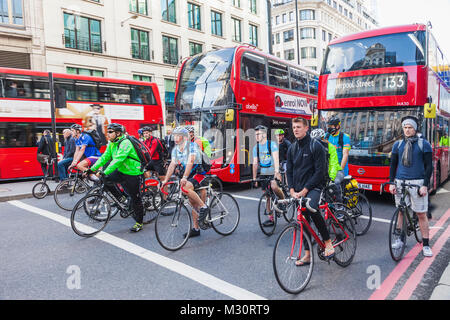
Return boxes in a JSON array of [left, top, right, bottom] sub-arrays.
[[173, 126, 189, 136], [311, 128, 326, 140]]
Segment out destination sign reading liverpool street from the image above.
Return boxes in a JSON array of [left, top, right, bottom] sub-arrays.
[[326, 73, 408, 99]]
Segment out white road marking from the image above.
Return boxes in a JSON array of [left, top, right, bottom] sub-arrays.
[[436, 188, 450, 194], [8, 200, 266, 301]]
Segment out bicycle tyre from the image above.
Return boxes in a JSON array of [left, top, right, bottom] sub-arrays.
[[155, 201, 192, 251], [70, 194, 111, 237], [204, 176, 223, 194], [54, 178, 90, 211], [210, 193, 240, 236], [257, 192, 277, 236], [389, 208, 408, 262], [412, 212, 423, 244], [32, 182, 50, 199], [273, 223, 314, 294], [86, 187, 119, 219], [328, 210, 357, 267], [351, 193, 373, 236]]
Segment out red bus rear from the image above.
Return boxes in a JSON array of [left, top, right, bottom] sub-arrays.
[[175, 46, 319, 183], [318, 24, 450, 192], [0, 67, 163, 180]]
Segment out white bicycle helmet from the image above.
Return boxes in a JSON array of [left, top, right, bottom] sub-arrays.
[[173, 126, 189, 136], [311, 128, 326, 140]]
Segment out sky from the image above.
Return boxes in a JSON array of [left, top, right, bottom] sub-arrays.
[[376, 0, 450, 59]]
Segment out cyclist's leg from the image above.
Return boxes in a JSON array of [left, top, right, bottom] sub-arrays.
[[271, 179, 285, 200], [183, 179, 203, 230], [408, 180, 430, 249], [307, 189, 334, 256], [121, 173, 144, 226]]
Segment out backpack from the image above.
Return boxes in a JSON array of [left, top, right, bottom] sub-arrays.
[[149, 136, 169, 161], [310, 139, 329, 184], [118, 135, 152, 171], [84, 130, 102, 150], [395, 137, 425, 153]]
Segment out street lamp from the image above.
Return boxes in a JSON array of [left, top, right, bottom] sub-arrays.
[[120, 14, 138, 27]]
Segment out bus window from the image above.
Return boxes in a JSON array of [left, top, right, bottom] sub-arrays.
[[75, 80, 98, 101], [290, 68, 308, 93], [55, 79, 76, 101], [99, 83, 131, 103], [33, 78, 50, 99], [241, 52, 266, 83], [268, 60, 289, 89], [3, 76, 32, 98], [131, 85, 156, 105], [308, 74, 318, 95]]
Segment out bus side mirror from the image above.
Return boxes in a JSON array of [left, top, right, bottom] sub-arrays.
[[225, 109, 234, 122], [311, 114, 319, 127], [424, 103, 436, 119], [55, 88, 67, 109]]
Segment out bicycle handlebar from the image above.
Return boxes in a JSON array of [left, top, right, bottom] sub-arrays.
[[278, 197, 317, 213], [380, 181, 424, 196]]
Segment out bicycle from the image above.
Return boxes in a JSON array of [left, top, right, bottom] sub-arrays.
[[32, 157, 55, 199], [272, 191, 357, 294], [255, 175, 294, 236], [155, 177, 240, 251], [54, 168, 93, 211], [381, 181, 423, 262], [70, 174, 152, 237]]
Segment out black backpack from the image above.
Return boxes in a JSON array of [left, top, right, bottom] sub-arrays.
[[118, 135, 152, 171], [84, 130, 102, 150], [149, 136, 169, 161]]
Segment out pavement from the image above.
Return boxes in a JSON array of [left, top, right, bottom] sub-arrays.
[[0, 178, 449, 300]]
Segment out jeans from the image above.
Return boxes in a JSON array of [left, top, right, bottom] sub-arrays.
[[58, 158, 73, 181]]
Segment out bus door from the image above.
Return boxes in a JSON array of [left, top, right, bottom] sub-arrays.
[[239, 113, 266, 180]]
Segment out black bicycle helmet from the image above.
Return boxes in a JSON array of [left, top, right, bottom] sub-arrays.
[[107, 123, 125, 133], [70, 124, 82, 131], [327, 116, 341, 126], [141, 126, 152, 133]]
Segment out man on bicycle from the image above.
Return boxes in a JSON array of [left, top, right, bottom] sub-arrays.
[[326, 116, 351, 176], [142, 126, 166, 180], [275, 128, 291, 177], [161, 126, 209, 237], [89, 123, 145, 233], [287, 117, 335, 265], [389, 116, 433, 257], [69, 124, 102, 172], [187, 125, 212, 158], [252, 125, 285, 227]]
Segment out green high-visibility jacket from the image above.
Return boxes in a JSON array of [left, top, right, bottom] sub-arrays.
[[91, 135, 143, 176], [328, 143, 342, 181]]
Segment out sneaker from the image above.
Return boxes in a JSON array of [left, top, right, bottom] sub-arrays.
[[391, 239, 404, 250], [423, 246, 433, 257], [184, 228, 200, 238], [198, 207, 210, 224], [262, 219, 274, 227], [130, 222, 143, 232]]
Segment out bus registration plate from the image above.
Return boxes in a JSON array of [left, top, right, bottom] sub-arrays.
[[359, 183, 372, 190]]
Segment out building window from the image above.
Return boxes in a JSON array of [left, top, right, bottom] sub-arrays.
[[64, 13, 102, 53], [300, 9, 315, 20], [129, 0, 148, 16], [322, 30, 326, 41], [162, 35, 178, 65], [282, 13, 286, 23], [67, 67, 104, 77], [301, 47, 316, 59], [131, 28, 150, 61], [211, 11, 222, 36], [283, 29, 294, 42], [275, 15, 280, 25], [0, 0, 23, 25], [189, 42, 202, 56], [164, 78, 176, 107], [284, 49, 295, 61], [232, 17, 241, 42], [300, 27, 316, 40], [275, 32, 280, 44], [249, 0, 257, 14], [249, 24, 258, 47], [133, 74, 152, 82], [289, 11, 294, 21], [233, 0, 241, 8], [187, 2, 201, 30], [161, 0, 176, 23]]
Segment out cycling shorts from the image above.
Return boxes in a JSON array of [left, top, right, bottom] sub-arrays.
[[84, 156, 99, 167], [188, 173, 206, 190]]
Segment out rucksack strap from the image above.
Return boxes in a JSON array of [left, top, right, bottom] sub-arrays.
[[257, 140, 272, 168]]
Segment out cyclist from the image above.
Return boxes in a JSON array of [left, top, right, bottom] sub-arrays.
[[142, 126, 166, 180], [252, 125, 285, 227], [311, 128, 344, 202], [389, 116, 433, 257], [161, 126, 209, 238], [275, 129, 291, 176], [89, 123, 145, 233], [326, 116, 351, 176], [69, 124, 102, 172], [287, 117, 335, 265], [187, 125, 212, 158]]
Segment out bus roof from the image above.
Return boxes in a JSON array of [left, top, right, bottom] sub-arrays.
[[329, 24, 427, 46]]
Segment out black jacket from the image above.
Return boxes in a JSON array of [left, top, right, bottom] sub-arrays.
[[286, 133, 327, 192], [278, 138, 292, 163], [37, 134, 56, 157]]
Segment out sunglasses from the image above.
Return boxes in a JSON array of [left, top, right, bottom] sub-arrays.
[[107, 130, 116, 134]]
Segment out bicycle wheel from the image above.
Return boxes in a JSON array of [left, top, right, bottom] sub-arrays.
[[155, 201, 192, 251], [54, 178, 90, 211], [71, 194, 111, 237], [351, 193, 372, 236], [273, 223, 314, 294], [204, 176, 223, 194], [328, 210, 357, 267], [412, 212, 423, 244], [257, 193, 277, 236], [210, 193, 240, 236], [282, 201, 296, 223], [389, 208, 408, 261], [32, 182, 50, 199], [142, 190, 158, 224]]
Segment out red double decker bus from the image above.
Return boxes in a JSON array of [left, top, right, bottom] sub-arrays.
[[175, 45, 319, 183], [319, 24, 450, 192], [0, 67, 163, 180]]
